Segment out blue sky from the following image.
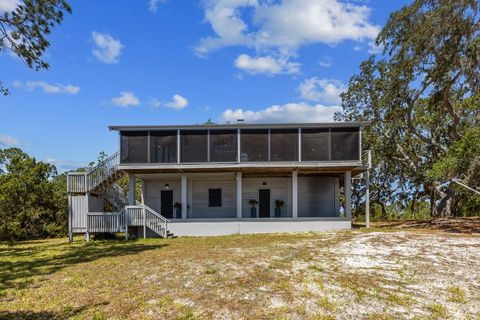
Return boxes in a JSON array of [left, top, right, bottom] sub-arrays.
[[0, 0, 409, 171]]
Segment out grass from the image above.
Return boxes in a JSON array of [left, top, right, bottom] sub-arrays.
[[0, 226, 479, 319]]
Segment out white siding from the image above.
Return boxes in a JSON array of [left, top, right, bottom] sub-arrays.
[[242, 177, 291, 218], [298, 177, 339, 217]]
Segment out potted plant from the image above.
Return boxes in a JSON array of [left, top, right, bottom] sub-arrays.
[[174, 202, 182, 219], [274, 200, 284, 217], [249, 199, 259, 218]]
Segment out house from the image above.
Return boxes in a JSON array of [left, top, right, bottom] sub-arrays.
[[67, 122, 370, 240]]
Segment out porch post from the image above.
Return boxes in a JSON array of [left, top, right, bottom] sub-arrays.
[[236, 172, 242, 219], [344, 171, 352, 219], [292, 171, 298, 218], [68, 194, 73, 243], [181, 174, 187, 219], [365, 150, 371, 228], [128, 174, 136, 205]]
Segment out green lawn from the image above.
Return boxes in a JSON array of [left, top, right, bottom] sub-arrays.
[[1, 228, 479, 319]]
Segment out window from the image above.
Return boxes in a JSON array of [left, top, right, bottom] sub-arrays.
[[301, 128, 329, 161], [240, 129, 268, 161], [120, 131, 148, 163], [181, 130, 208, 162], [209, 189, 222, 207], [331, 127, 359, 160], [210, 130, 237, 162], [271, 129, 298, 161], [150, 131, 177, 163]]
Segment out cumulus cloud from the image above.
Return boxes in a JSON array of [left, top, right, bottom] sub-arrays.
[[164, 94, 189, 110], [92, 32, 123, 64], [0, 0, 20, 12], [298, 78, 346, 105], [234, 54, 300, 75], [13, 80, 80, 95], [0, 134, 20, 147], [221, 102, 341, 123], [111, 91, 140, 107], [195, 0, 380, 56]]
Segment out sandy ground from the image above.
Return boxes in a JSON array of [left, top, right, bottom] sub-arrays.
[[1, 227, 480, 319]]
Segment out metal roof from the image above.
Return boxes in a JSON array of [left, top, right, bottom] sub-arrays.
[[109, 121, 371, 131]]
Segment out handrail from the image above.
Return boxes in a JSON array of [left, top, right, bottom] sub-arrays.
[[67, 152, 120, 193], [124, 204, 169, 238]]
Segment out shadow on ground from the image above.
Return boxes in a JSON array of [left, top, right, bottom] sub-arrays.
[[354, 217, 480, 234], [0, 302, 109, 319], [0, 239, 168, 292]]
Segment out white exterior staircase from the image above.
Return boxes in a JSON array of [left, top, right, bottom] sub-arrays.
[[67, 152, 171, 240]]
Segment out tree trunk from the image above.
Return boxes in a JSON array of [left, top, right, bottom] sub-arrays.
[[435, 183, 456, 217]]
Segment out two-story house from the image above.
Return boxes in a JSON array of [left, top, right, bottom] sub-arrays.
[[67, 121, 369, 240]]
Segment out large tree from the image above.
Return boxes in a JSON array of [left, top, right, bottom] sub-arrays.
[[0, 148, 67, 241], [337, 0, 480, 217], [0, 0, 71, 95]]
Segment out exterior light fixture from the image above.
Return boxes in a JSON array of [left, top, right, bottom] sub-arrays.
[[262, 182, 267, 186], [165, 184, 170, 189]]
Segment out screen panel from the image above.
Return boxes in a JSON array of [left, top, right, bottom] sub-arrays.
[[210, 130, 237, 162], [180, 130, 208, 162], [331, 127, 360, 160], [120, 131, 148, 163], [270, 129, 299, 161], [150, 131, 177, 163], [240, 129, 268, 162], [301, 128, 329, 161]]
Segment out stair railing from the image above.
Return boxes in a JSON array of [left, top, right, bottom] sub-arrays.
[[67, 152, 120, 193], [124, 204, 169, 238]]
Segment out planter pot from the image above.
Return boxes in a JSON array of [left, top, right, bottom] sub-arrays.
[[175, 208, 182, 219], [250, 207, 257, 218], [275, 207, 282, 217]]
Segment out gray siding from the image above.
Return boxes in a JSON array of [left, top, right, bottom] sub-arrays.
[[190, 179, 236, 218], [298, 177, 339, 217], [144, 180, 181, 214], [242, 177, 291, 218], [71, 194, 104, 232]]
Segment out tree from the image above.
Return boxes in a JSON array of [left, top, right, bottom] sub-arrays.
[[0, 0, 72, 95], [0, 148, 66, 241], [337, 0, 480, 217]]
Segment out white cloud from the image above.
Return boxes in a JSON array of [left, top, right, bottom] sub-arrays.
[[234, 54, 300, 75], [196, 0, 380, 56], [148, 0, 165, 12], [111, 91, 140, 107], [0, 0, 20, 12], [298, 78, 346, 104], [13, 80, 80, 95], [0, 134, 20, 147], [221, 102, 341, 123], [319, 56, 332, 67], [164, 94, 189, 110], [91, 32, 123, 64]]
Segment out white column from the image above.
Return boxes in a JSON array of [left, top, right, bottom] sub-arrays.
[[236, 172, 243, 219], [292, 171, 298, 218], [365, 150, 371, 228], [128, 174, 136, 205], [181, 175, 187, 219], [344, 171, 352, 219]]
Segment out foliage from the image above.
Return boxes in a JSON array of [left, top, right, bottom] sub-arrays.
[[337, 0, 480, 217], [275, 199, 284, 208], [0, 0, 71, 94], [0, 148, 66, 242]]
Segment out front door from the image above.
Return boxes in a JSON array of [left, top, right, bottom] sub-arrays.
[[259, 189, 270, 218], [160, 190, 174, 219]]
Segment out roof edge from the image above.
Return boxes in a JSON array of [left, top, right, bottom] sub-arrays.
[[109, 121, 372, 131]]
